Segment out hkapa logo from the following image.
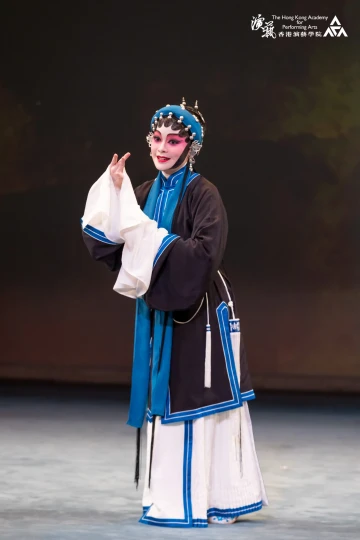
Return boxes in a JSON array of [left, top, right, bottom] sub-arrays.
[[324, 16, 348, 37]]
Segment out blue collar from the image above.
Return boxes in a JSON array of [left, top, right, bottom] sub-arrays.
[[160, 164, 187, 189]]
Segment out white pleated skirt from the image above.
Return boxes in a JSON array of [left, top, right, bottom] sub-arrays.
[[140, 313, 268, 527], [140, 403, 268, 528]]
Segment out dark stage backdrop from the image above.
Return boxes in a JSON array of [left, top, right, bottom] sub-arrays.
[[1, 1, 359, 391]]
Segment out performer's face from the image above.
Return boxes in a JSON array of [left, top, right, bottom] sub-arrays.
[[150, 125, 189, 173]]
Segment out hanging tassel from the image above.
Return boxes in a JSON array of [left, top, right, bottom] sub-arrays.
[[135, 427, 141, 489], [148, 415, 156, 488], [204, 293, 212, 388], [204, 325, 211, 387]]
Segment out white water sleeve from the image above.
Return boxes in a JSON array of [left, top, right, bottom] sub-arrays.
[[81, 166, 167, 298]]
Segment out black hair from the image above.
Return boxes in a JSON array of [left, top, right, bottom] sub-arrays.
[[185, 104, 206, 136]]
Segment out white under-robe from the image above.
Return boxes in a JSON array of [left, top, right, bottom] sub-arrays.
[[141, 404, 268, 527]]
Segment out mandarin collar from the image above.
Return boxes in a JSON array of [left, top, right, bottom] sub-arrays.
[[160, 164, 187, 189]]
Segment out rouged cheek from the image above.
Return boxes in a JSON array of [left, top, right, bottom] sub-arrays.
[[172, 141, 188, 153], [151, 143, 160, 154]]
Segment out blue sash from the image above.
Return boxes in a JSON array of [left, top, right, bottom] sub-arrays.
[[127, 165, 191, 428]]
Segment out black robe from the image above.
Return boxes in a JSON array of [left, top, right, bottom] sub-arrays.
[[82, 173, 254, 422]]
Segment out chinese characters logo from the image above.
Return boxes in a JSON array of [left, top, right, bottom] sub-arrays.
[[251, 14, 276, 38]]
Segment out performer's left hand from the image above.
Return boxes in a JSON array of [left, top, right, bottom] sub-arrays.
[[110, 152, 131, 189]]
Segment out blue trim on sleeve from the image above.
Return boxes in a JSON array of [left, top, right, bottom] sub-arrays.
[[80, 218, 120, 245], [153, 234, 179, 267]]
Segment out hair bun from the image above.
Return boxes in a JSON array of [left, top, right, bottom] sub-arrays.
[[185, 105, 206, 135]]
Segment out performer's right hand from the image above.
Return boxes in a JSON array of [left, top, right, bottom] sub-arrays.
[[110, 152, 131, 189]]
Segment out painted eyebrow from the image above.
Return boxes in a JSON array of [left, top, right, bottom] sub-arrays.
[[153, 131, 184, 139]]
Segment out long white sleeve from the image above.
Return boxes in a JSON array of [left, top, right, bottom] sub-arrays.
[[81, 166, 167, 298]]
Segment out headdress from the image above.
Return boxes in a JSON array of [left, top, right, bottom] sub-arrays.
[[146, 97, 204, 171]]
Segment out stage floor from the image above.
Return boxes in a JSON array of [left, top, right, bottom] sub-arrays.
[[0, 384, 359, 539]]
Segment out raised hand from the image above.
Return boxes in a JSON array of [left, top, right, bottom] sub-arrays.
[[109, 152, 131, 189]]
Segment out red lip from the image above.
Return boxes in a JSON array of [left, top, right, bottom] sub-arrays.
[[157, 156, 170, 162]]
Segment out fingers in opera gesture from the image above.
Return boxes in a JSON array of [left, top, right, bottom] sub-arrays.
[[110, 152, 131, 189]]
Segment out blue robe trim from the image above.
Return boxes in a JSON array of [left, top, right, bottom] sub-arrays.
[[141, 502, 262, 526], [153, 234, 179, 267], [80, 219, 120, 245], [139, 421, 208, 528], [241, 389, 256, 401], [146, 387, 255, 424], [207, 501, 263, 519], [159, 301, 244, 424]]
